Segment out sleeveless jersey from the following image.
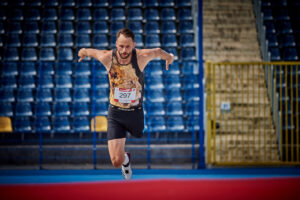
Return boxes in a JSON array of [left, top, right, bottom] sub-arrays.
[[108, 49, 144, 109]]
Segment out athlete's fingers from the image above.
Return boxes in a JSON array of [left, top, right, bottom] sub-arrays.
[[166, 61, 169, 70], [78, 56, 84, 62]]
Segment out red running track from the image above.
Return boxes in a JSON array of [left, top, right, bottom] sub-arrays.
[[1, 178, 300, 200]]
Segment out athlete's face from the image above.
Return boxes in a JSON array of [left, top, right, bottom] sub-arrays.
[[116, 34, 136, 59]]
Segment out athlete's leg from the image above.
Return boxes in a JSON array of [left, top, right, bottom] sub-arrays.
[[108, 138, 126, 168]]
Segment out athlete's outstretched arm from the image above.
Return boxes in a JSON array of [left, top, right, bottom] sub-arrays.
[[138, 48, 174, 71], [78, 48, 112, 70]]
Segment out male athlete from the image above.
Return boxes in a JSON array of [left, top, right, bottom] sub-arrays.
[[78, 28, 174, 180]]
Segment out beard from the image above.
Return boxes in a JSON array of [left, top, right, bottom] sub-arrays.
[[117, 50, 131, 59]]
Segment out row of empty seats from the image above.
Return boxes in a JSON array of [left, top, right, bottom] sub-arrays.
[[1, 8, 193, 21], [0, 0, 192, 8]]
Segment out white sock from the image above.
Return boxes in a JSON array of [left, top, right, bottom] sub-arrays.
[[123, 153, 129, 166]]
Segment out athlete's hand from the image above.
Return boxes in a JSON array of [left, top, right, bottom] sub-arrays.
[[78, 48, 87, 62], [166, 53, 174, 70]]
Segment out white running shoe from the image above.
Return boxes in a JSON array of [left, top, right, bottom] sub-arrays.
[[121, 152, 132, 180]]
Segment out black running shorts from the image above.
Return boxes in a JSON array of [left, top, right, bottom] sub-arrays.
[[107, 105, 144, 140]]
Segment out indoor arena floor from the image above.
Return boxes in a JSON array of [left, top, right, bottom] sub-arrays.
[[1, 168, 300, 200]]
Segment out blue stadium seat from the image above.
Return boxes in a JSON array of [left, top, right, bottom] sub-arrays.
[[273, 8, 289, 20], [176, 0, 191, 7], [93, 103, 108, 115], [56, 75, 72, 88], [77, 8, 92, 21], [15, 103, 33, 116], [183, 88, 200, 101], [42, 22, 57, 34], [278, 34, 296, 47], [8, 9, 23, 20], [147, 89, 165, 103], [185, 101, 199, 116], [42, 9, 57, 21], [75, 62, 91, 76], [34, 117, 51, 133], [55, 88, 72, 102], [44, 0, 58, 6], [94, 21, 109, 34], [182, 74, 199, 89], [76, 34, 91, 47], [161, 8, 176, 21], [146, 75, 164, 90], [144, 9, 159, 21], [24, 8, 40, 21], [93, 8, 108, 20], [182, 61, 197, 75], [262, 7, 273, 20], [78, 0, 92, 7], [166, 88, 182, 102], [60, 0, 75, 7], [39, 62, 55, 75], [73, 102, 90, 116], [93, 0, 109, 7], [110, 22, 124, 34], [18, 76, 36, 88], [290, 8, 300, 20], [110, 35, 116, 47], [266, 33, 278, 47], [111, 8, 125, 21], [59, 21, 74, 34], [93, 88, 109, 102], [134, 34, 143, 46], [0, 35, 2, 47], [40, 48, 56, 61], [128, 21, 143, 34], [17, 89, 34, 102], [178, 9, 192, 20], [181, 48, 196, 61], [74, 76, 91, 88], [180, 34, 195, 47], [21, 48, 37, 61], [58, 34, 73, 47], [0, 89, 15, 102], [179, 21, 193, 33], [0, 103, 13, 117], [73, 117, 90, 132], [23, 34, 38, 47], [145, 34, 161, 47], [166, 102, 183, 115], [58, 48, 73, 61], [53, 102, 71, 116], [111, 0, 125, 7], [147, 116, 166, 132], [144, 0, 158, 7], [73, 88, 90, 102], [23, 22, 39, 34], [269, 47, 281, 61], [60, 8, 75, 20], [38, 75, 54, 88], [4, 48, 19, 61], [186, 116, 199, 131], [282, 47, 298, 60], [14, 117, 32, 133], [128, 0, 142, 7], [41, 34, 56, 47], [53, 117, 71, 133], [57, 62, 73, 75], [2, 62, 18, 76], [35, 103, 51, 116], [162, 34, 177, 47], [276, 20, 293, 34], [128, 8, 143, 21], [163, 47, 178, 60], [0, 8, 5, 21], [7, 22, 22, 34], [145, 21, 159, 34], [165, 75, 181, 90], [167, 116, 185, 132], [145, 61, 163, 76], [164, 61, 180, 75], [161, 21, 176, 33], [147, 102, 165, 115], [76, 22, 92, 34], [160, 0, 174, 6], [6, 34, 21, 47], [0, 22, 4, 34], [93, 34, 109, 48], [1, 77, 17, 89]]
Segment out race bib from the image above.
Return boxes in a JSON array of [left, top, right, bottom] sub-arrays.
[[114, 88, 136, 103]]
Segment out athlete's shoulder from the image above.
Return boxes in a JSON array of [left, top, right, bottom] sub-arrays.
[[136, 48, 159, 57]]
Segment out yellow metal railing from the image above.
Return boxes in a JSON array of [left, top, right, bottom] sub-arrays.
[[206, 61, 300, 166]]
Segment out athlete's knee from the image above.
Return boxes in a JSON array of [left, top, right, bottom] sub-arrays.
[[110, 155, 123, 168]]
